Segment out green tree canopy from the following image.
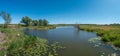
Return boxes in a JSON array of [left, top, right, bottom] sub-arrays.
[[32, 20, 38, 26], [43, 19, 49, 26], [38, 19, 43, 26], [0, 11, 11, 28], [21, 16, 32, 26]]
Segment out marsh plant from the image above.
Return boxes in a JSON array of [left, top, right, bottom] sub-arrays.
[[0, 28, 65, 56], [79, 25, 120, 48]]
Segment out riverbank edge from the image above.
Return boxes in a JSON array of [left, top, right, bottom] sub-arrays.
[[21, 25, 56, 30], [0, 27, 64, 56], [78, 26, 120, 51]]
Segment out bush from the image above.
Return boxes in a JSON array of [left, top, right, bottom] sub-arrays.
[[113, 39, 120, 47], [101, 34, 110, 42], [96, 31, 104, 36]]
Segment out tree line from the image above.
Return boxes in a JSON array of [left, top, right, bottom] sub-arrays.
[[0, 11, 49, 28], [20, 16, 49, 26]]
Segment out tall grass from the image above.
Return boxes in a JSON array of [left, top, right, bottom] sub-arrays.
[[78, 25, 120, 48], [0, 28, 64, 56]]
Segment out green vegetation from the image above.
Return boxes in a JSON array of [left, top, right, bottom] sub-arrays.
[[0, 11, 64, 56], [78, 24, 120, 48], [26, 25, 56, 30], [32, 20, 38, 26], [0, 28, 65, 56], [21, 16, 32, 26], [20, 16, 55, 30], [0, 11, 11, 28], [20, 16, 49, 26]]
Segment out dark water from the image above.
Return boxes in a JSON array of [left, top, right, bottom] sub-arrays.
[[23, 26, 120, 56]]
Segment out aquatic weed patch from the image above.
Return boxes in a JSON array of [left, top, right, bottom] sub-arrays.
[[0, 28, 65, 56]]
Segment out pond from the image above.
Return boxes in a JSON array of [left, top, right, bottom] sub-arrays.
[[23, 26, 120, 56]]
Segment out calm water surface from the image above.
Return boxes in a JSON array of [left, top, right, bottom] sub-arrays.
[[23, 26, 120, 56]]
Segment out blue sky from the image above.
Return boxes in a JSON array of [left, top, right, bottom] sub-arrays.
[[0, 0, 120, 24]]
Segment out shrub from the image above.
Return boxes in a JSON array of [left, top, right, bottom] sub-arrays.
[[113, 39, 120, 47]]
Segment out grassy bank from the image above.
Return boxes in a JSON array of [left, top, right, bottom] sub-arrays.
[[0, 28, 64, 56], [78, 25, 120, 48], [1, 24, 56, 30], [25, 25, 56, 30]]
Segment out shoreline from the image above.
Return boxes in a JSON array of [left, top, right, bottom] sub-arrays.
[[22, 25, 56, 30], [0, 27, 64, 56], [77, 25, 120, 50]]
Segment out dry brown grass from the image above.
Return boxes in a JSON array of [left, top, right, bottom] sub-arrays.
[[79, 25, 120, 31]]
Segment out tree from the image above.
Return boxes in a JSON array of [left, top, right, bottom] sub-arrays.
[[38, 19, 43, 26], [21, 16, 32, 26], [32, 20, 38, 26], [0, 11, 11, 28], [43, 19, 49, 26]]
